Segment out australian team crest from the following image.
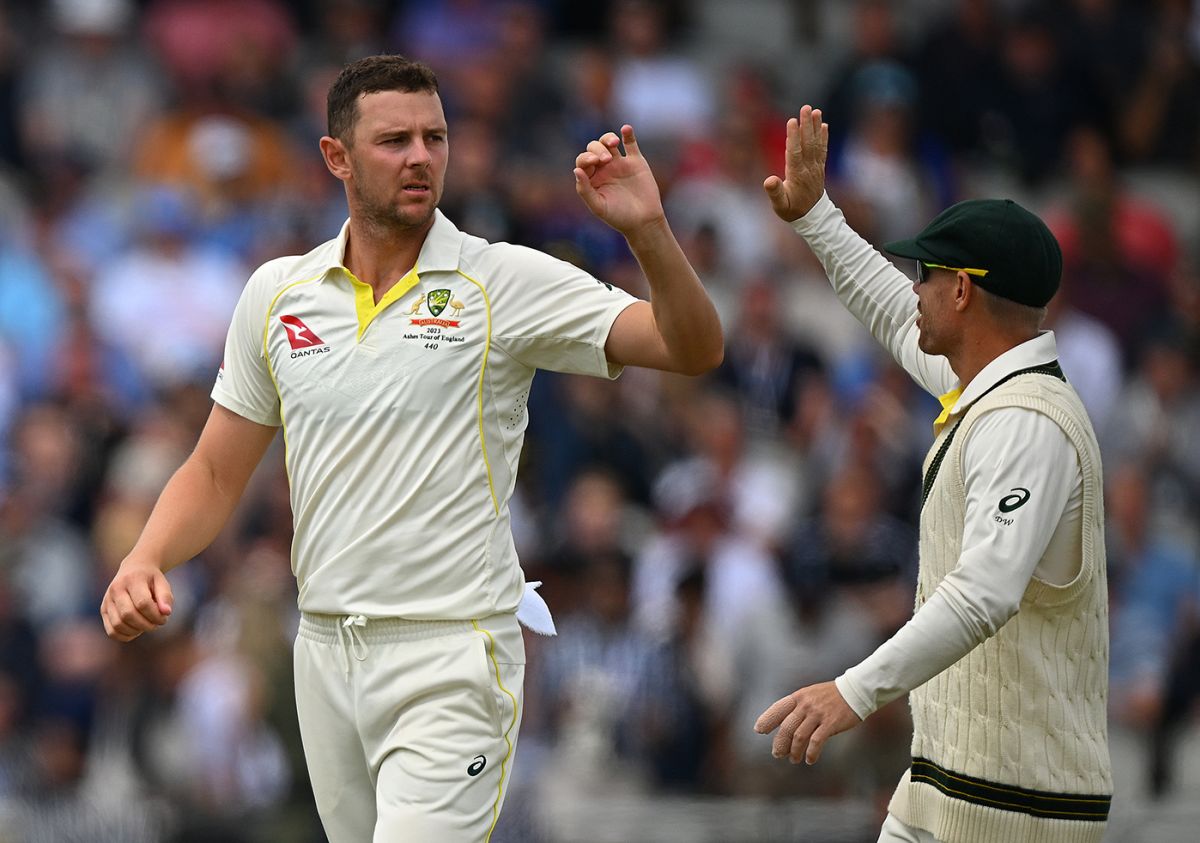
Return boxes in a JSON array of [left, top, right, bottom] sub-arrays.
[[407, 288, 464, 336], [426, 289, 451, 317]]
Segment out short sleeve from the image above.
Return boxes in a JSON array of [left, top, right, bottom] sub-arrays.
[[211, 268, 282, 427], [488, 245, 638, 378]]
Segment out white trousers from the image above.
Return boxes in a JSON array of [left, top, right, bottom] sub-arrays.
[[878, 812, 942, 843], [294, 611, 525, 843]]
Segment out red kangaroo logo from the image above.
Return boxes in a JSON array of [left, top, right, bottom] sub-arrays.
[[280, 315, 324, 349]]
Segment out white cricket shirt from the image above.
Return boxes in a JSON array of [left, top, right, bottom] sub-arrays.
[[790, 194, 1086, 719], [212, 210, 637, 618]]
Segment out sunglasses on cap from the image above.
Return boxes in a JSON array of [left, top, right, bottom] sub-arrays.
[[916, 261, 990, 284]]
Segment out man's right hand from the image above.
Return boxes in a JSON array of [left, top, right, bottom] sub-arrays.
[[763, 104, 829, 222], [101, 556, 174, 642]]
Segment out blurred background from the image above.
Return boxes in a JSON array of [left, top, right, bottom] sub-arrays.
[[0, 0, 1197, 840]]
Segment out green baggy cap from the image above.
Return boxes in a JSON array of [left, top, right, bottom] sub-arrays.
[[884, 198, 1062, 307]]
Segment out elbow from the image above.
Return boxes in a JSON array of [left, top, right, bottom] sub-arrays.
[[942, 579, 1021, 641], [979, 603, 1020, 639], [977, 593, 1022, 639], [986, 581, 1027, 633], [676, 351, 723, 377], [691, 345, 725, 376], [708, 335, 725, 371], [677, 331, 725, 376]]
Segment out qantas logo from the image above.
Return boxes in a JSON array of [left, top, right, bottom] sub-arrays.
[[280, 315, 323, 348], [280, 315, 330, 358]]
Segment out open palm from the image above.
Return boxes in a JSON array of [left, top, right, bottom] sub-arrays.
[[763, 105, 829, 222]]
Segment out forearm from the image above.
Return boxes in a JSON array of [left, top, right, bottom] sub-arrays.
[[791, 195, 916, 349], [128, 455, 247, 573], [837, 413, 1075, 718], [835, 587, 1002, 719], [791, 194, 954, 396], [626, 217, 724, 374]]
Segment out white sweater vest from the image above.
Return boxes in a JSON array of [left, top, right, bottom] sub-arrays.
[[889, 369, 1112, 843]]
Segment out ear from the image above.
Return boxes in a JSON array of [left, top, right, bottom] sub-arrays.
[[320, 135, 351, 182], [953, 270, 974, 313]]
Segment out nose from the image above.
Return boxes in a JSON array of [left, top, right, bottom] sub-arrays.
[[409, 138, 433, 168], [912, 279, 920, 296]]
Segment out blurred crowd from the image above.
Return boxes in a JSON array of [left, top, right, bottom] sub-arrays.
[[0, 0, 1197, 840]]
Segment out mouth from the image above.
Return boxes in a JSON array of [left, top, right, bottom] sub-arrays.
[[402, 183, 431, 195]]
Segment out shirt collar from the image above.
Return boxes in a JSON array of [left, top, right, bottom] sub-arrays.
[[947, 331, 1059, 415], [414, 210, 465, 273], [314, 209, 464, 277]]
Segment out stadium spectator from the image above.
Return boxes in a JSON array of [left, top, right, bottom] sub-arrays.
[[86, 187, 245, 390], [1046, 126, 1179, 354], [0, 2, 1193, 839]]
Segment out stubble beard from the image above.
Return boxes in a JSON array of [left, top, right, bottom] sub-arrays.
[[917, 327, 939, 356], [350, 160, 438, 235], [915, 296, 942, 356], [916, 313, 941, 355], [356, 187, 436, 235]]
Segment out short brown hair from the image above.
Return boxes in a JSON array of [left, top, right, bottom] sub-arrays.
[[976, 284, 1047, 334], [326, 55, 439, 141]]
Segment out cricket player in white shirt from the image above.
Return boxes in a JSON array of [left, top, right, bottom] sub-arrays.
[[99, 55, 722, 842], [754, 106, 1111, 843]]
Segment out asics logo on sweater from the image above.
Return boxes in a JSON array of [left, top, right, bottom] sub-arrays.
[[998, 487, 1031, 513]]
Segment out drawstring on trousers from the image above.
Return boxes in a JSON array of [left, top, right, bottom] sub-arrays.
[[337, 614, 369, 679]]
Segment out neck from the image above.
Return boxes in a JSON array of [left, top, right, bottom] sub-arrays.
[[344, 212, 434, 297], [948, 331, 1036, 392]]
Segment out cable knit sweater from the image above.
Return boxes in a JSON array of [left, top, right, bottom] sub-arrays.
[[889, 373, 1112, 843]]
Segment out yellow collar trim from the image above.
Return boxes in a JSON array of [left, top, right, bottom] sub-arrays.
[[348, 265, 421, 341], [933, 387, 962, 429]]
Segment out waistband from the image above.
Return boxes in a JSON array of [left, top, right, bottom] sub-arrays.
[[299, 612, 476, 646]]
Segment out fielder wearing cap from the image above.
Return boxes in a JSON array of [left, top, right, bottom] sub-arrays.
[[884, 198, 1063, 308], [755, 106, 1111, 843]]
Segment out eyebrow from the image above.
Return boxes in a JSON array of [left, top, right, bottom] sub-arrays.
[[375, 126, 448, 139]]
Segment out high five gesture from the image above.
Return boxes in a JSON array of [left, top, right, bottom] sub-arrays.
[[574, 124, 666, 237], [571, 123, 723, 375], [763, 105, 829, 222]]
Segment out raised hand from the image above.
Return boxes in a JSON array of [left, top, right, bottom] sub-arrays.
[[754, 680, 861, 765], [574, 125, 665, 237], [763, 104, 829, 222]]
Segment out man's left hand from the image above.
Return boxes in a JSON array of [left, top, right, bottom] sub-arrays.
[[574, 125, 665, 237], [754, 681, 862, 765]]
